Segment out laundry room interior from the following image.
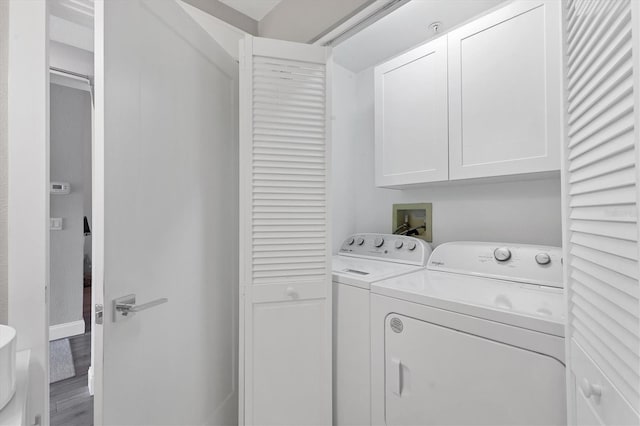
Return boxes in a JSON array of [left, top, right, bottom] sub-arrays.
[[1, 0, 638, 425], [330, 0, 563, 250]]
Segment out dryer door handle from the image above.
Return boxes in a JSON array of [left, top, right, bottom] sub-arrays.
[[390, 358, 403, 396]]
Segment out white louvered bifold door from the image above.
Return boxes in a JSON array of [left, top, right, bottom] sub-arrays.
[[239, 35, 332, 426], [563, 1, 640, 424]]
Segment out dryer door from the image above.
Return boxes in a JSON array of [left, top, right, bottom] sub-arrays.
[[384, 314, 566, 425]]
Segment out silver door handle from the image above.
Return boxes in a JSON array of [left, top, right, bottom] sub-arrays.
[[113, 294, 168, 322]]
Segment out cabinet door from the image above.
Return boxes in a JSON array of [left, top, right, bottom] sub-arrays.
[[375, 36, 448, 187], [448, 0, 562, 180]]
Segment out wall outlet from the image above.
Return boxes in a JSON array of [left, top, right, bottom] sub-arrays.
[[392, 203, 433, 242], [50, 217, 63, 231]]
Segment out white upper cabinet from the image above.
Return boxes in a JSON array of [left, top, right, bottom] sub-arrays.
[[448, 0, 563, 180], [375, 36, 449, 187]]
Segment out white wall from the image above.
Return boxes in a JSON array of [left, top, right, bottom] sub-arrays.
[[50, 40, 94, 77], [331, 64, 358, 252], [0, 0, 8, 325], [50, 83, 91, 327], [331, 67, 563, 250], [50, 15, 93, 52]]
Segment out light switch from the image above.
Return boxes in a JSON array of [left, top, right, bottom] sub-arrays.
[[50, 218, 63, 231]]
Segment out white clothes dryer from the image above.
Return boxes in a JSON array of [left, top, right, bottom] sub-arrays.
[[370, 241, 566, 426], [333, 234, 432, 426]]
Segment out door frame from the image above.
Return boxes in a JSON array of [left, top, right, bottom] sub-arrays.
[[48, 70, 93, 348], [92, 1, 105, 423], [7, 1, 50, 425]]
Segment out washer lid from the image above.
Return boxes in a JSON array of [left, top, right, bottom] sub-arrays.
[[371, 269, 565, 337], [332, 256, 425, 289], [427, 241, 563, 288]]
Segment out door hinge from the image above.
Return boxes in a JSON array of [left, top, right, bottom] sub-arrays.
[[95, 304, 104, 325]]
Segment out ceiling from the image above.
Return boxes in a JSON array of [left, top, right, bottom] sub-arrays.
[[218, 0, 282, 21], [49, 0, 282, 27], [334, 0, 506, 72]]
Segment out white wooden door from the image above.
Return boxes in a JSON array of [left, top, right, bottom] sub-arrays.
[[239, 35, 332, 426], [448, 0, 563, 180], [94, 1, 239, 424], [563, 0, 640, 424], [374, 36, 449, 187]]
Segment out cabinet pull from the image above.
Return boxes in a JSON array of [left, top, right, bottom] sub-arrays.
[[580, 377, 602, 399]]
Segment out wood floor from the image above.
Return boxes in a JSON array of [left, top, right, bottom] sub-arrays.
[[50, 332, 93, 426], [51, 284, 94, 425]]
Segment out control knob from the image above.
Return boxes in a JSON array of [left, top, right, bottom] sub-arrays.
[[395, 240, 404, 249], [356, 237, 365, 246], [494, 247, 512, 262], [535, 253, 551, 265], [407, 241, 417, 251], [346, 237, 355, 246], [374, 237, 385, 248]]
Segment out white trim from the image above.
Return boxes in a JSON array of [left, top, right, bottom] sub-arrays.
[[50, 70, 91, 92], [237, 36, 249, 426], [0, 350, 31, 426], [93, 2, 105, 424], [312, 0, 408, 46], [87, 365, 94, 396], [8, 1, 50, 424], [48, 320, 85, 341], [559, 1, 573, 423]]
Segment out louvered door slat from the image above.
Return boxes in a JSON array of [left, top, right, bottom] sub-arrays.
[[571, 232, 638, 260], [239, 35, 331, 426], [567, 1, 621, 65], [568, 127, 633, 168], [568, 5, 630, 82], [569, 166, 636, 194], [572, 295, 639, 358], [569, 80, 632, 133], [569, 58, 632, 120], [571, 269, 639, 326], [564, 0, 640, 420], [569, 204, 637, 222]]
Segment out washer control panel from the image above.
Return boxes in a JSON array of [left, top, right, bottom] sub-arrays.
[[339, 233, 432, 266], [428, 241, 563, 288]]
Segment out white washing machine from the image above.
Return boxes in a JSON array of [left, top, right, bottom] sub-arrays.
[[333, 233, 432, 426], [370, 241, 566, 426]]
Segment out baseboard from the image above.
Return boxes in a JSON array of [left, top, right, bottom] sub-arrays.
[[49, 319, 85, 341], [88, 366, 94, 396]]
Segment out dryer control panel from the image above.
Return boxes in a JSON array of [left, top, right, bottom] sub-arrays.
[[427, 241, 563, 288], [338, 233, 432, 266]]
